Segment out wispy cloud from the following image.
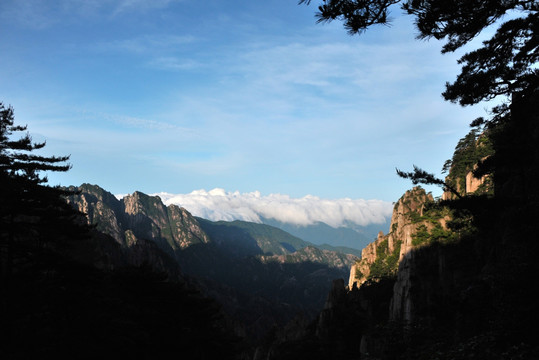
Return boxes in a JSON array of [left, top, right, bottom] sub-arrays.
[[151, 189, 393, 228], [111, 0, 181, 16], [0, 0, 61, 29], [1, 0, 182, 28], [101, 113, 184, 131], [96, 34, 197, 54], [149, 57, 201, 71]]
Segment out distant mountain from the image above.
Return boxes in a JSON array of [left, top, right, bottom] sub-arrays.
[[315, 244, 362, 258], [195, 217, 362, 258], [195, 218, 310, 256], [261, 217, 389, 250], [195, 218, 357, 268]]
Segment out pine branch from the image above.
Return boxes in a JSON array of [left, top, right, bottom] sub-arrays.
[[396, 165, 462, 199]]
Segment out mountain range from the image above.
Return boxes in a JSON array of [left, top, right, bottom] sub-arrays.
[[66, 183, 360, 341], [260, 217, 387, 254], [153, 189, 391, 252]]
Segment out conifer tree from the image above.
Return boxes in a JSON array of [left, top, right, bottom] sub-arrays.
[[0, 102, 87, 303]]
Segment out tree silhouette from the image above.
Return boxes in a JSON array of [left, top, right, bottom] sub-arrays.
[[0, 102, 90, 352]]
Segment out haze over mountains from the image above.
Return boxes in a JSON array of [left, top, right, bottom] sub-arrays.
[[148, 188, 392, 250]]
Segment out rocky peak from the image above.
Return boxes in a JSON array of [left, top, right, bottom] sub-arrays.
[[348, 186, 451, 290], [389, 186, 433, 235], [68, 184, 210, 257], [316, 278, 347, 339], [123, 191, 166, 217], [66, 183, 125, 245]]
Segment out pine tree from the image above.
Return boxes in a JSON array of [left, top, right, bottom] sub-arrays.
[[0, 102, 88, 336]]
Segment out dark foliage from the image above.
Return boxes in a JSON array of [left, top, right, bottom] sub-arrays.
[[257, 276, 396, 359], [396, 165, 462, 198], [0, 103, 90, 268], [4, 256, 240, 359]]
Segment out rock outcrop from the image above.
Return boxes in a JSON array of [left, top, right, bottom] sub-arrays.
[[348, 187, 450, 291], [67, 184, 210, 263], [441, 130, 493, 200]]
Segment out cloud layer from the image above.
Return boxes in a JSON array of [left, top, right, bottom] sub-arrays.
[[152, 189, 393, 228]]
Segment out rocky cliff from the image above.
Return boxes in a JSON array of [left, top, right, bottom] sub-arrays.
[[348, 186, 452, 292], [259, 180, 498, 359], [441, 129, 493, 200], [68, 184, 210, 254]]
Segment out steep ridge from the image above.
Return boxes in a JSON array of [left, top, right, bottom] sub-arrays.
[[68, 184, 210, 253], [64, 185, 181, 279], [348, 187, 452, 290], [195, 218, 357, 267], [200, 217, 364, 257]]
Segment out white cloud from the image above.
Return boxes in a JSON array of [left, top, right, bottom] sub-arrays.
[[151, 189, 393, 228]]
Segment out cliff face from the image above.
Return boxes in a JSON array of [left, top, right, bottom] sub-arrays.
[[340, 130, 503, 355], [67, 184, 210, 260], [262, 182, 496, 358], [441, 130, 493, 200], [63, 184, 180, 278], [348, 187, 450, 292], [442, 165, 490, 200]]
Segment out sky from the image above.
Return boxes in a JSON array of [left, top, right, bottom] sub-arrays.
[[0, 0, 491, 227]]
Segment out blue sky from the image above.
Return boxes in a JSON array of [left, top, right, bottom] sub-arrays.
[[0, 0, 489, 208]]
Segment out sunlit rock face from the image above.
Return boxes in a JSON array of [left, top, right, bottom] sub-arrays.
[[348, 187, 449, 290], [68, 184, 210, 255], [64, 184, 184, 278]]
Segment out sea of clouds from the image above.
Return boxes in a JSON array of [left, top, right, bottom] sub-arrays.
[[151, 188, 393, 228]]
